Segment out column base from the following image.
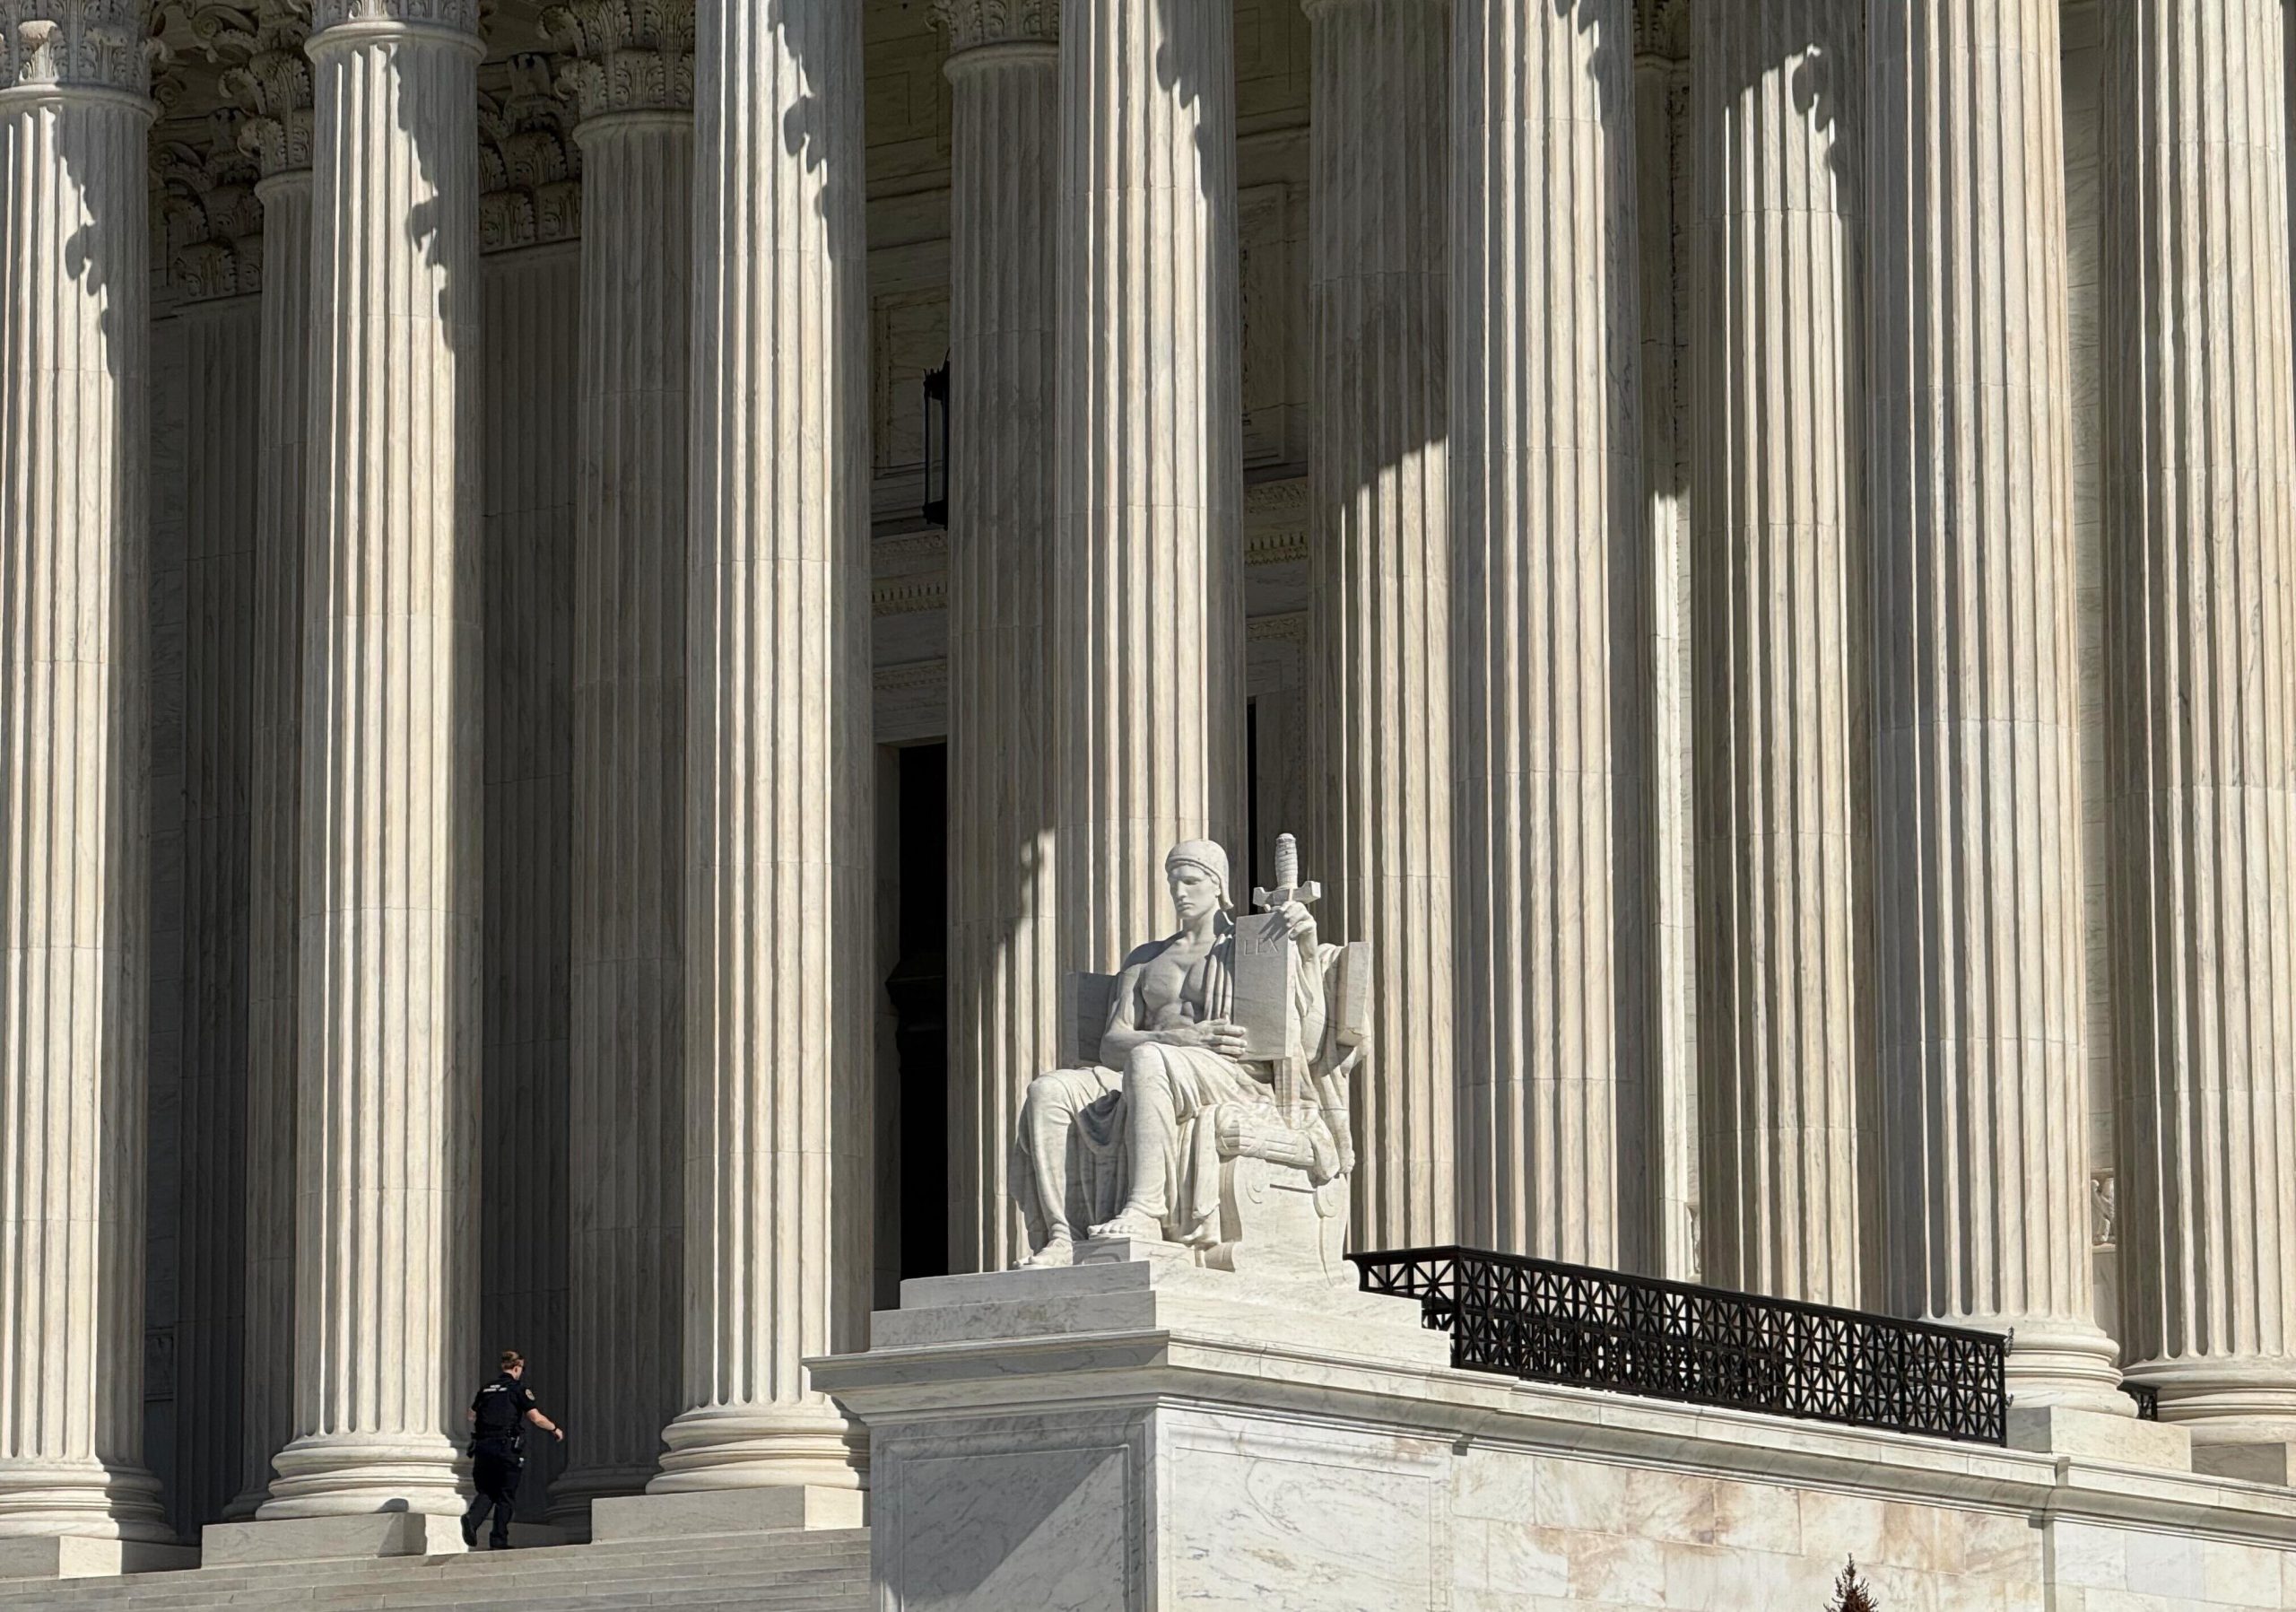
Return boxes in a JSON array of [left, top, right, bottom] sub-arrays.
[[544, 1462, 657, 1538], [1955, 1313, 2131, 1416], [2005, 1405, 2191, 1468], [0, 1460, 176, 1546], [646, 1403, 865, 1495], [217, 1483, 270, 1523], [2126, 1355, 2296, 1460], [594, 1485, 865, 1543], [255, 1432, 466, 1520], [0, 1538, 196, 1582], [202, 1512, 467, 1568]]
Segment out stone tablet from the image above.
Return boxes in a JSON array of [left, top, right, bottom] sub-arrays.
[[1229, 906, 1302, 1063]]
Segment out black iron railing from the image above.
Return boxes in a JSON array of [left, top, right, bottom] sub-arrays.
[[1350, 1246, 2010, 1446], [2124, 1381, 2160, 1421]]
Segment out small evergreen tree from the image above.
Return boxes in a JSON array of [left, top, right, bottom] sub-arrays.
[[1829, 1556, 1879, 1612]]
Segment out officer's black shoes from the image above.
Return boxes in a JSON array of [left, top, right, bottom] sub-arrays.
[[460, 1515, 479, 1550]]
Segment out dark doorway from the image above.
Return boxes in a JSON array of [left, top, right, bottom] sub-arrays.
[[883, 744, 949, 1285]]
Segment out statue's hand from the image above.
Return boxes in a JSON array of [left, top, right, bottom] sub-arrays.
[[1167, 1018, 1249, 1058], [1279, 900, 1318, 953]]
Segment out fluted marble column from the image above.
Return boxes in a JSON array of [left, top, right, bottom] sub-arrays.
[[260, 0, 483, 1518], [551, 0, 692, 1522], [1304, 0, 1452, 1251], [1867, 0, 2122, 1411], [1057, 0, 1247, 974], [937, 0, 1060, 1277], [651, 0, 870, 1497], [1692, 1, 1867, 1304], [220, 2, 314, 1521], [0, 0, 172, 1546], [2103, 0, 2296, 1442], [1452, 0, 1644, 1266]]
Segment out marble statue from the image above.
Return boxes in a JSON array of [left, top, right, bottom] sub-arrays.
[[1011, 836, 1370, 1281]]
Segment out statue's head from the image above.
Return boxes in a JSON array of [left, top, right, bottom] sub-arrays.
[[1163, 841, 1231, 923]]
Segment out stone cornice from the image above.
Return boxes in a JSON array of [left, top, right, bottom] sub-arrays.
[[309, 0, 475, 37], [542, 0, 691, 119], [0, 0, 165, 99], [928, 0, 1056, 56], [479, 50, 580, 251], [153, 106, 265, 298]]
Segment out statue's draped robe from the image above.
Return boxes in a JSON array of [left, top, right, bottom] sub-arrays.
[[1014, 915, 1340, 1249]]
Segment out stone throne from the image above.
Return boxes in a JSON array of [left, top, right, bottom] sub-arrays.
[[1057, 841, 1374, 1286]]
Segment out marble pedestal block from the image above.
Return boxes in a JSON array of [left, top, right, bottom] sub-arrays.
[[816, 1254, 2296, 1612], [199, 1512, 467, 1567], [590, 1485, 865, 1543], [2193, 1442, 2296, 1486], [0, 1539, 195, 1584], [811, 1256, 1452, 1611]]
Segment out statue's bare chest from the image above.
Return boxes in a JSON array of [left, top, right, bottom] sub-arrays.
[[1138, 943, 1214, 1027]]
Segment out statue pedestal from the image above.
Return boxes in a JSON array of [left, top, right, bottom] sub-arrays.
[[807, 1253, 1451, 1611], [813, 1250, 2296, 1612]]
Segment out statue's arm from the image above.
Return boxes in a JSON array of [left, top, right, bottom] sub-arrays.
[[1093, 962, 1154, 1066]]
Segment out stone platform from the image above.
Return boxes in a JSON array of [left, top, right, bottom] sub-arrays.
[[811, 1254, 2296, 1612]]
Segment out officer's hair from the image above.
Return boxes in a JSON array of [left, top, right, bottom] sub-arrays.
[[500, 1349, 524, 1371]]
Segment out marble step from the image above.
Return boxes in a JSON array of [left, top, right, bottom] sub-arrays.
[[0, 1530, 873, 1611]]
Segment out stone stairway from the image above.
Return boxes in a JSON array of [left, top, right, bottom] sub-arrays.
[[0, 1528, 872, 1611]]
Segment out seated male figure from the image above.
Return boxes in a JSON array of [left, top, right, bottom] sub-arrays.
[[1010, 839, 1328, 1266]]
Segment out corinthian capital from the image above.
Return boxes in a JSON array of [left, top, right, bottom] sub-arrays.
[[152, 105, 265, 297], [541, 0, 691, 120], [478, 50, 580, 250], [1632, 0, 1688, 64], [928, 0, 1057, 56], [205, 0, 313, 175], [309, 0, 476, 38], [0, 0, 166, 97]]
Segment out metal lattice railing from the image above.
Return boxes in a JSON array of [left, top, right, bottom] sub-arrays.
[[1349, 1245, 2010, 1446]]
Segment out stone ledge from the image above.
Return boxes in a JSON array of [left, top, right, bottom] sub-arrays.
[[200, 1511, 467, 1568], [590, 1485, 865, 1544], [2192, 1439, 2296, 1486], [0, 1538, 196, 1583], [2006, 1404, 2193, 1469]]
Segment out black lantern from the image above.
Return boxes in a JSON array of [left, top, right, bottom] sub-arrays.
[[921, 358, 951, 527]]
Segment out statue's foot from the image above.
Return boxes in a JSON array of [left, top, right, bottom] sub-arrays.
[[1086, 1210, 1165, 1242], [1013, 1235, 1074, 1269]]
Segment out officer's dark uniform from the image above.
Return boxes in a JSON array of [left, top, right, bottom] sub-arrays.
[[461, 1372, 540, 1549]]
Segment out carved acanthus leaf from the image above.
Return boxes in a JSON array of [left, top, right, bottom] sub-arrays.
[[309, 0, 474, 36], [543, 0, 691, 118], [1, 0, 167, 97], [928, 0, 1057, 55], [153, 106, 264, 297], [479, 50, 580, 251], [199, 0, 313, 174]]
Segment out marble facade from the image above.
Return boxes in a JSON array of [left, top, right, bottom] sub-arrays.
[[4, 0, 2296, 1593]]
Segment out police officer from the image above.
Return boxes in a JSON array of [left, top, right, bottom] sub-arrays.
[[460, 1349, 563, 1550]]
